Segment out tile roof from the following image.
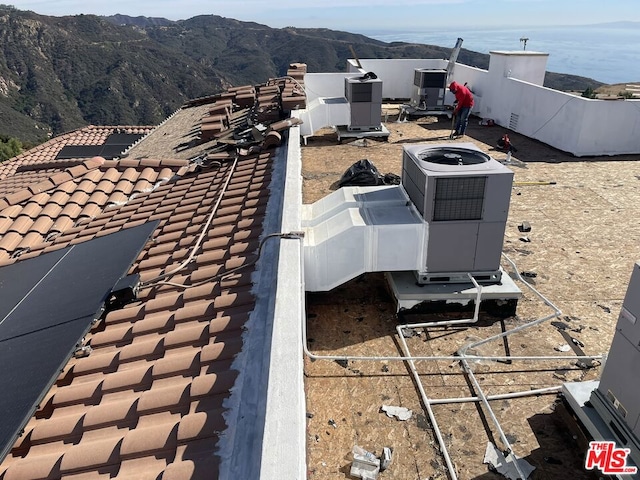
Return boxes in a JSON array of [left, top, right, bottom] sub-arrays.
[[0, 66, 307, 479]]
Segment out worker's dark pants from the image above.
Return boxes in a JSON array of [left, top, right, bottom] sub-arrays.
[[455, 107, 471, 135]]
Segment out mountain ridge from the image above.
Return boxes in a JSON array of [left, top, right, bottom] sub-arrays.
[[0, 7, 606, 145]]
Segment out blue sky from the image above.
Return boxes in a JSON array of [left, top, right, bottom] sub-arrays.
[[7, 0, 640, 31]]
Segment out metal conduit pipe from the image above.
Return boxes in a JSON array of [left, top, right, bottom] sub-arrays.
[[450, 252, 564, 480], [397, 327, 460, 480], [458, 253, 562, 357], [301, 251, 603, 480], [427, 385, 562, 405], [413, 273, 483, 328], [460, 356, 529, 480], [303, 321, 601, 364]]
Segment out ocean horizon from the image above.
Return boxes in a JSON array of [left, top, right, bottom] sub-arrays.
[[359, 25, 640, 85]]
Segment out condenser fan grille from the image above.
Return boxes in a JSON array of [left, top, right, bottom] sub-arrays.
[[418, 148, 490, 165], [433, 176, 486, 221]]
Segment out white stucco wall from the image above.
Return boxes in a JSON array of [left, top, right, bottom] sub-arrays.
[[300, 54, 640, 156], [488, 51, 548, 86], [350, 58, 449, 99]]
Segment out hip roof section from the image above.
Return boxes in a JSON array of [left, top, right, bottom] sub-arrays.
[[0, 69, 307, 480]]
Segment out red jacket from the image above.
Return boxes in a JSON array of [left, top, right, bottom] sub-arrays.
[[449, 81, 474, 111]]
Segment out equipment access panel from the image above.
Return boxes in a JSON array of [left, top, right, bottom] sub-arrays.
[[594, 261, 640, 437]]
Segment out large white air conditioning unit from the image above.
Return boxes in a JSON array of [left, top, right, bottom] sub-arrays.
[[410, 69, 447, 111], [401, 143, 513, 283], [345, 75, 383, 131]]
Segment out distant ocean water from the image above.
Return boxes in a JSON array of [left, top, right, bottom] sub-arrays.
[[361, 25, 640, 85]]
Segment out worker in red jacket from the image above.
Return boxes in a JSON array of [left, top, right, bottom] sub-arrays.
[[449, 81, 474, 138]]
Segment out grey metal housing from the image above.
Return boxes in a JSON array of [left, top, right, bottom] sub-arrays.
[[401, 143, 514, 279]]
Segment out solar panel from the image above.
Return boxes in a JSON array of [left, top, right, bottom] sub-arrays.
[[0, 221, 158, 462], [103, 132, 145, 146], [54, 133, 145, 160], [55, 145, 103, 160], [98, 144, 128, 159]]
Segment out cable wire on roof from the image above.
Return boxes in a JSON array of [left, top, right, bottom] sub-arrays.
[[155, 231, 304, 289], [138, 156, 239, 289]]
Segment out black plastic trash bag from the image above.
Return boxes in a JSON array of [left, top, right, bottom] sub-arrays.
[[338, 159, 384, 187], [383, 172, 401, 185]]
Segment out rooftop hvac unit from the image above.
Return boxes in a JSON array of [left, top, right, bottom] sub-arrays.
[[401, 143, 513, 283], [410, 69, 447, 111], [344, 75, 383, 131]]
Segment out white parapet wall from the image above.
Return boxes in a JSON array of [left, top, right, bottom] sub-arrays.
[[298, 54, 640, 156], [348, 58, 449, 100]]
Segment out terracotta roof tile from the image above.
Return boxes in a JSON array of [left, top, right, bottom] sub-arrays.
[[177, 411, 224, 442], [130, 311, 173, 335], [60, 203, 82, 220], [69, 190, 91, 205], [200, 338, 244, 364], [50, 216, 74, 233], [119, 337, 164, 363], [104, 304, 145, 324], [90, 324, 134, 348], [151, 349, 200, 379], [190, 372, 237, 398], [164, 323, 208, 349], [82, 397, 137, 430], [2, 452, 63, 480], [30, 413, 84, 445], [59, 435, 123, 474], [181, 283, 219, 303], [52, 381, 103, 408], [137, 381, 190, 415], [171, 300, 216, 324], [0, 232, 22, 252], [144, 294, 182, 314], [0, 216, 14, 232], [16, 231, 44, 252], [28, 216, 55, 234], [2, 188, 32, 206], [20, 202, 43, 218], [120, 420, 178, 459], [72, 350, 119, 376], [0, 205, 22, 219], [0, 78, 292, 476], [49, 171, 74, 187], [49, 191, 70, 206], [8, 215, 33, 234], [113, 457, 167, 479], [77, 203, 102, 221], [101, 365, 152, 393]]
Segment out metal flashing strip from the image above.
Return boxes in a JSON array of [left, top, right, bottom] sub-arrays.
[[0, 220, 158, 463]]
